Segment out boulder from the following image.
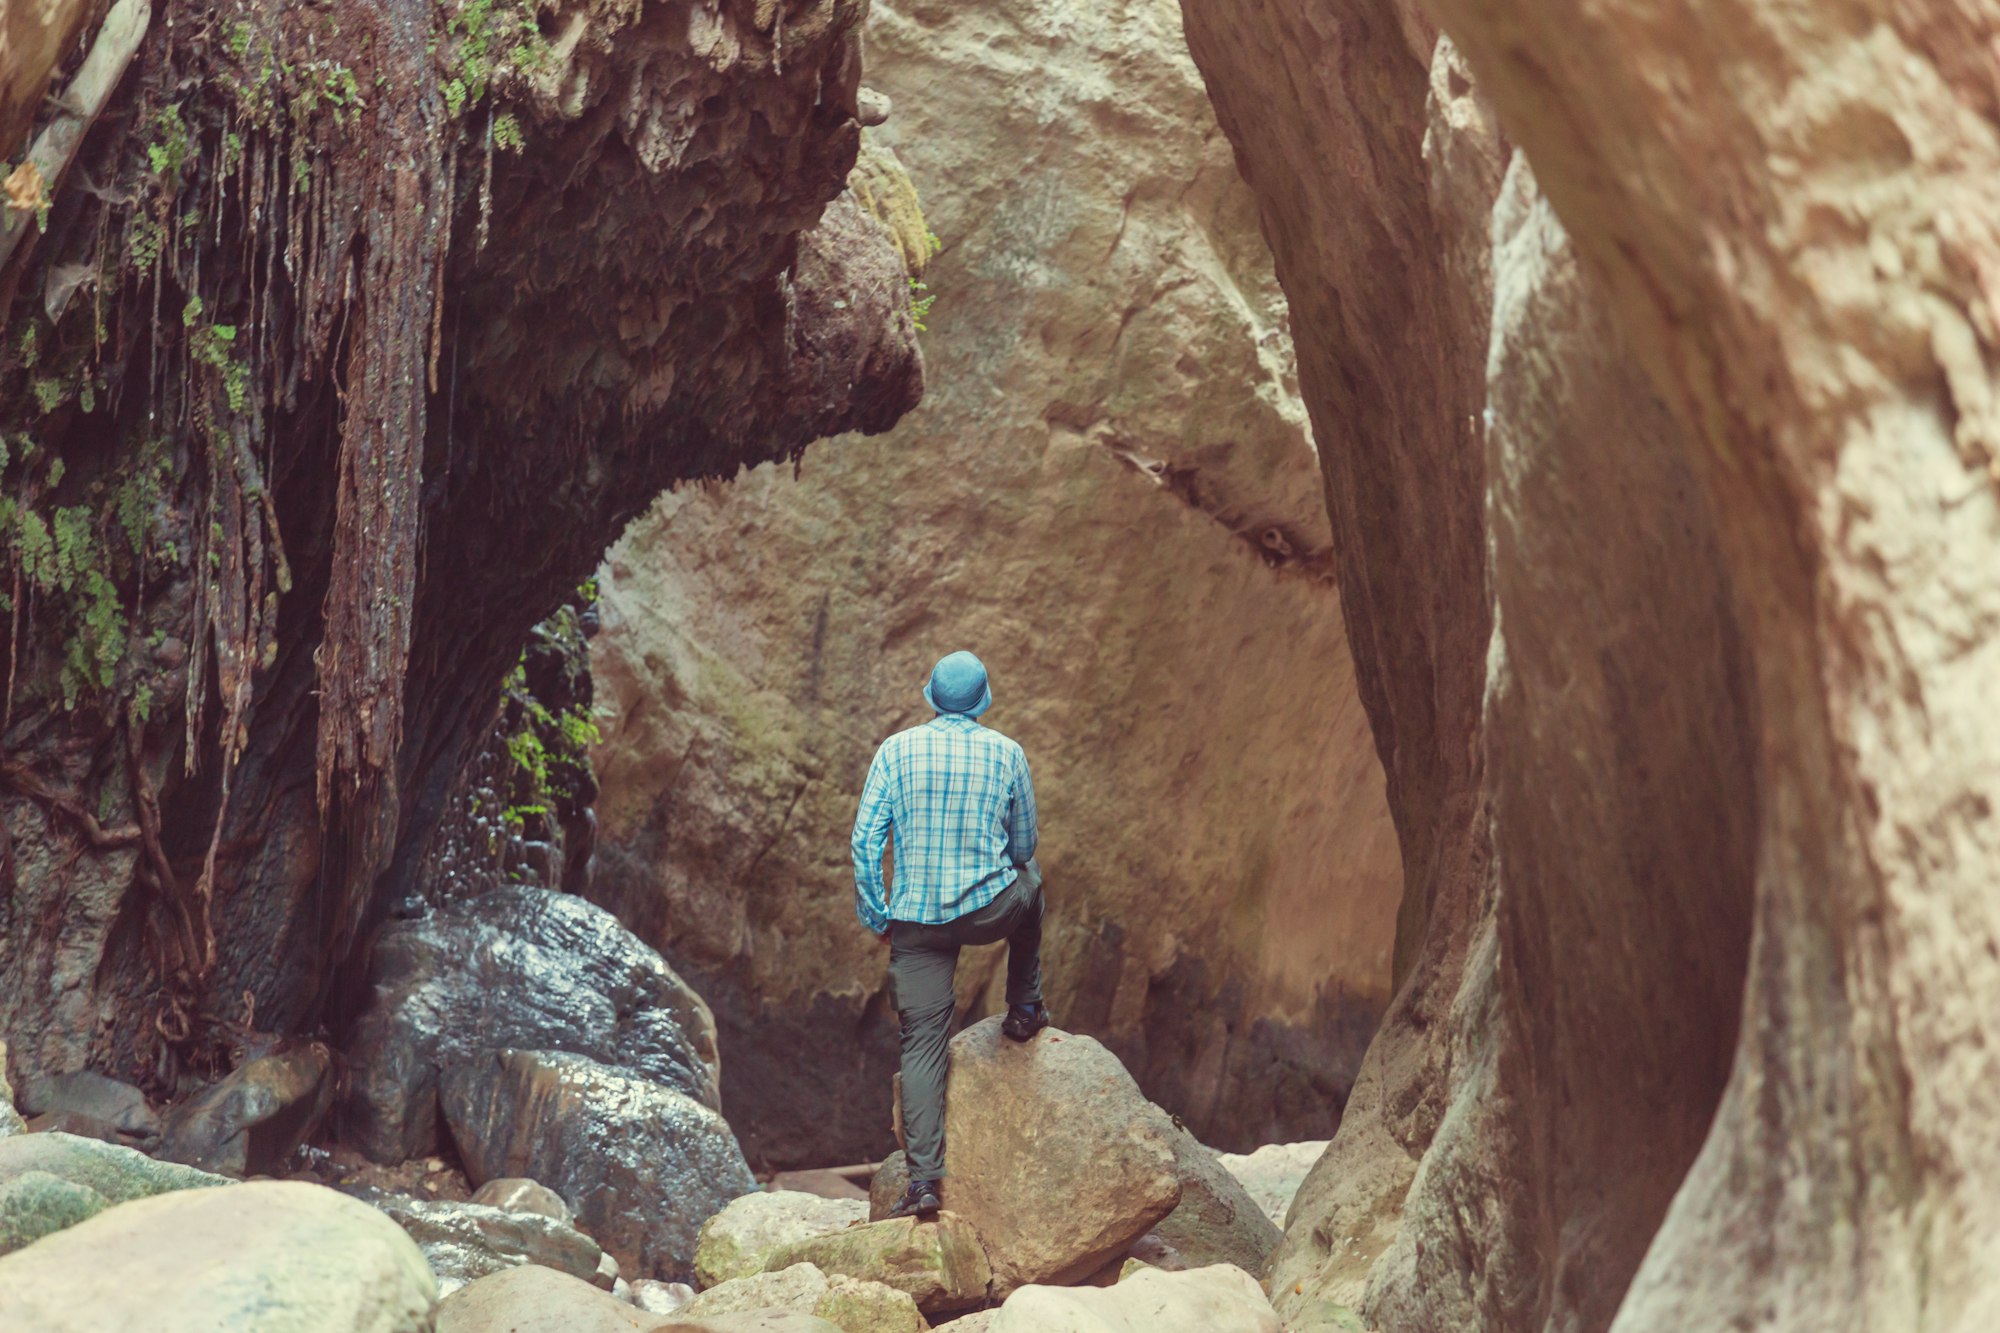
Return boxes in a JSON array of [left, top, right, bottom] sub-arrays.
[[695, 1189, 869, 1286], [765, 1212, 991, 1314], [351, 1187, 604, 1296], [1140, 1115, 1282, 1274], [0, 1179, 436, 1331], [0, 1043, 24, 1138], [630, 1278, 696, 1314], [933, 1315, 997, 1333], [686, 1262, 924, 1333], [347, 886, 723, 1163], [890, 1020, 1181, 1292], [768, 1168, 870, 1201], [156, 1044, 335, 1176], [0, 1131, 229, 1254], [442, 1047, 756, 1281], [990, 1263, 1281, 1333], [1213, 1141, 1326, 1229], [439, 1263, 660, 1332], [12, 1068, 157, 1145], [867, 1151, 909, 1221], [470, 1175, 572, 1222]]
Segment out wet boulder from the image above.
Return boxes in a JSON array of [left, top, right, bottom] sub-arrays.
[[764, 1212, 991, 1315], [347, 886, 722, 1163], [156, 1044, 334, 1176], [351, 1187, 604, 1297], [442, 1048, 755, 1282], [889, 1019, 1181, 1293], [990, 1263, 1281, 1332], [695, 1189, 868, 1286], [0, 1180, 436, 1331], [0, 1132, 229, 1255]]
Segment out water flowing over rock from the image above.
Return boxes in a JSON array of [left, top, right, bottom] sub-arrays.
[[0, 1180, 437, 1331], [346, 886, 722, 1164], [588, 0, 1401, 1170], [442, 1048, 756, 1283]]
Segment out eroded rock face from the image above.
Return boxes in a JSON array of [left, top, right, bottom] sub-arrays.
[[589, 0, 1401, 1172], [1187, 0, 2000, 1328]]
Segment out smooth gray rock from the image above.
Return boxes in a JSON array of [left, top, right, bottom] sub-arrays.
[[13, 1069, 157, 1144], [470, 1176, 572, 1222], [0, 1131, 229, 1255], [442, 1048, 754, 1282], [347, 886, 722, 1164]]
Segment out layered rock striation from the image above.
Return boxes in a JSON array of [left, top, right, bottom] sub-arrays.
[[589, 0, 1401, 1169]]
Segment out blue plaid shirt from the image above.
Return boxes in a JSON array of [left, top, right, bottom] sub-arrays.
[[850, 713, 1038, 935]]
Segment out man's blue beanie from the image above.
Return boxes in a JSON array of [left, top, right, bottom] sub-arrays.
[[923, 650, 992, 717]]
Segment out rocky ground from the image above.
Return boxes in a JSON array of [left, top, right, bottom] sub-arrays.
[[0, 897, 1319, 1331]]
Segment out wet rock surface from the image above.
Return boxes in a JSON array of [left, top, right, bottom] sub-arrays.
[[346, 886, 722, 1164], [764, 1212, 991, 1315], [349, 1187, 604, 1297], [157, 1044, 334, 1176], [695, 1189, 869, 1287], [0, 1180, 436, 1331], [990, 1263, 1281, 1333], [442, 1048, 755, 1282], [891, 1020, 1181, 1294], [469, 1176, 572, 1222], [0, 1132, 229, 1255]]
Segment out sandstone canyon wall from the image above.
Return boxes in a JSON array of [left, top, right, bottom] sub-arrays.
[[588, 0, 1403, 1169], [1185, 0, 2000, 1330]]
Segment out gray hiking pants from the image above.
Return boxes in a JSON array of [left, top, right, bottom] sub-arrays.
[[889, 860, 1045, 1180]]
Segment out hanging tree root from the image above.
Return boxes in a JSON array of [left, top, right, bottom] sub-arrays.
[[0, 760, 142, 849]]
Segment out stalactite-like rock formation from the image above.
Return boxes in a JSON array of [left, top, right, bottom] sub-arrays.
[[0, 0, 922, 1094], [1185, 0, 2000, 1328]]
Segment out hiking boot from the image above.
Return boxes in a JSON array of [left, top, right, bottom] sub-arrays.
[[888, 1178, 942, 1218], [1002, 1001, 1050, 1042]]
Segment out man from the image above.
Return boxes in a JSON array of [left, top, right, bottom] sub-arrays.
[[851, 649, 1050, 1219]]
